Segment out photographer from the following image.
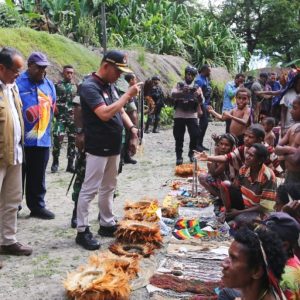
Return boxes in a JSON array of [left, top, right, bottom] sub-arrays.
[[171, 66, 203, 165]]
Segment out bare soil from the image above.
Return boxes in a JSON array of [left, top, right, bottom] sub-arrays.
[[0, 122, 224, 300]]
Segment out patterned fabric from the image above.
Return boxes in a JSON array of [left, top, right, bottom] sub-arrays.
[[226, 144, 283, 177], [239, 164, 277, 212], [17, 71, 56, 147], [280, 256, 300, 300]]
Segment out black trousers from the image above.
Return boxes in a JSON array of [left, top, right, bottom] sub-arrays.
[[173, 118, 199, 159], [23, 147, 49, 212], [198, 104, 208, 147]]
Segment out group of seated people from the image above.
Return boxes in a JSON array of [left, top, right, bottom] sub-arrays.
[[195, 89, 300, 300]]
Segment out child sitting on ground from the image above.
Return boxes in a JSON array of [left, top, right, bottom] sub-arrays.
[[262, 117, 276, 146], [199, 133, 237, 215], [207, 87, 251, 146]]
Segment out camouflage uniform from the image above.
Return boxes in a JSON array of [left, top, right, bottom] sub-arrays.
[[52, 80, 77, 162], [71, 151, 86, 203]]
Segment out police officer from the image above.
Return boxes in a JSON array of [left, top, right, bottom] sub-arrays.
[[145, 75, 165, 133], [172, 66, 203, 165], [51, 65, 77, 173]]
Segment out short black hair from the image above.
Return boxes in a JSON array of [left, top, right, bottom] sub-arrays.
[[0, 47, 22, 68], [293, 95, 300, 105], [277, 183, 300, 205], [199, 64, 210, 73], [251, 143, 269, 163], [235, 73, 245, 79], [124, 73, 135, 83], [264, 117, 275, 127], [260, 72, 268, 79], [63, 65, 73, 70], [247, 124, 265, 140], [234, 227, 286, 282]]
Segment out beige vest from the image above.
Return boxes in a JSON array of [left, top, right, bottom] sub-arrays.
[[0, 85, 24, 167]]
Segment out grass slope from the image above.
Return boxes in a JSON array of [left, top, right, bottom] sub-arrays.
[[0, 27, 100, 77]]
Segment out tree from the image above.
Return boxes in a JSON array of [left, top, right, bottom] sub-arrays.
[[211, 0, 300, 68]]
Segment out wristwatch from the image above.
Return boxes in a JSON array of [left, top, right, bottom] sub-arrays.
[[75, 127, 84, 134]]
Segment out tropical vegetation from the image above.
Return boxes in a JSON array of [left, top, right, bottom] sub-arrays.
[[1, 0, 242, 71]]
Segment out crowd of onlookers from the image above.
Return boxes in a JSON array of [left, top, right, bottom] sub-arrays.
[[0, 46, 299, 299]]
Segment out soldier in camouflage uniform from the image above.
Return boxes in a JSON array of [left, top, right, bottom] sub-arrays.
[[51, 65, 77, 173]]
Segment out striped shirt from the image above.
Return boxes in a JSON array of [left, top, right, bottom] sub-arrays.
[[239, 164, 276, 212], [226, 144, 283, 177]]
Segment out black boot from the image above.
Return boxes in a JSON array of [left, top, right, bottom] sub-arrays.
[[145, 118, 151, 133], [71, 202, 77, 229], [124, 153, 137, 164], [176, 157, 183, 165], [75, 227, 100, 250], [66, 158, 75, 173], [152, 120, 160, 133], [51, 157, 59, 173]]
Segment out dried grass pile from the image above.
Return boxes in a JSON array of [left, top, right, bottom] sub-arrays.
[[64, 252, 140, 300], [115, 220, 162, 245]]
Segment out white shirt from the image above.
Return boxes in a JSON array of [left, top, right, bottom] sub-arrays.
[[280, 89, 299, 130], [0, 80, 23, 164]]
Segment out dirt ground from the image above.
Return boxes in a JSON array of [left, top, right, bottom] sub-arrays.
[[0, 122, 225, 300]]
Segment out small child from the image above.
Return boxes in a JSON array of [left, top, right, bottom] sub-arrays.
[[199, 134, 237, 213], [208, 87, 251, 146], [262, 117, 276, 146]]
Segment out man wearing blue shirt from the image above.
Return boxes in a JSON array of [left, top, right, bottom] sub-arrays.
[[17, 52, 56, 219], [222, 73, 245, 132], [195, 65, 211, 151], [268, 72, 281, 121]]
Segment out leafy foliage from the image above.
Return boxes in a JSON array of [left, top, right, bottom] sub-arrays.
[[0, 3, 27, 27], [212, 0, 300, 67], [5, 0, 242, 71], [160, 106, 174, 126]]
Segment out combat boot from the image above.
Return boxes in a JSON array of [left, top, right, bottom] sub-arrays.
[[152, 120, 160, 133], [71, 202, 77, 229], [51, 157, 59, 173], [145, 118, 151, 134], [176, 157, 183, 165], [66, 158, 75, 173]]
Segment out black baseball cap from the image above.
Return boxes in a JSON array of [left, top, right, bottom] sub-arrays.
[[102, 50, 132, 73]]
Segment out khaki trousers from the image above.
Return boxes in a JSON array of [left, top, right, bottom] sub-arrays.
[[0, 163, 22, 245], [77, 153, 120, 232]]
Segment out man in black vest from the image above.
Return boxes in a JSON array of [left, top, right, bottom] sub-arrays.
[[75, 50, 141, 250]]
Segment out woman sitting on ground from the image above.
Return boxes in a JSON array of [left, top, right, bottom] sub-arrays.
[[221, 227, 287, 300], [219, 143, 277, 226]]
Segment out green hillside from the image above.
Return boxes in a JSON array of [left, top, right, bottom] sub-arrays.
[[0, 27, 100, 79]]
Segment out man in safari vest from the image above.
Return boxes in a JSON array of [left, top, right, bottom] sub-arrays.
[[0, 47, 32, 267]]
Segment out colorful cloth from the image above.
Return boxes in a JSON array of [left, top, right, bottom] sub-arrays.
[[17, 71, 56, 147], [280, 256, 300, 300], [239, 163, 277, 212], [173, 219, 218, 240]]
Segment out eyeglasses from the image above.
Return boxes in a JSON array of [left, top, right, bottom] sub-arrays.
[[7, 66, 23, 75]]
